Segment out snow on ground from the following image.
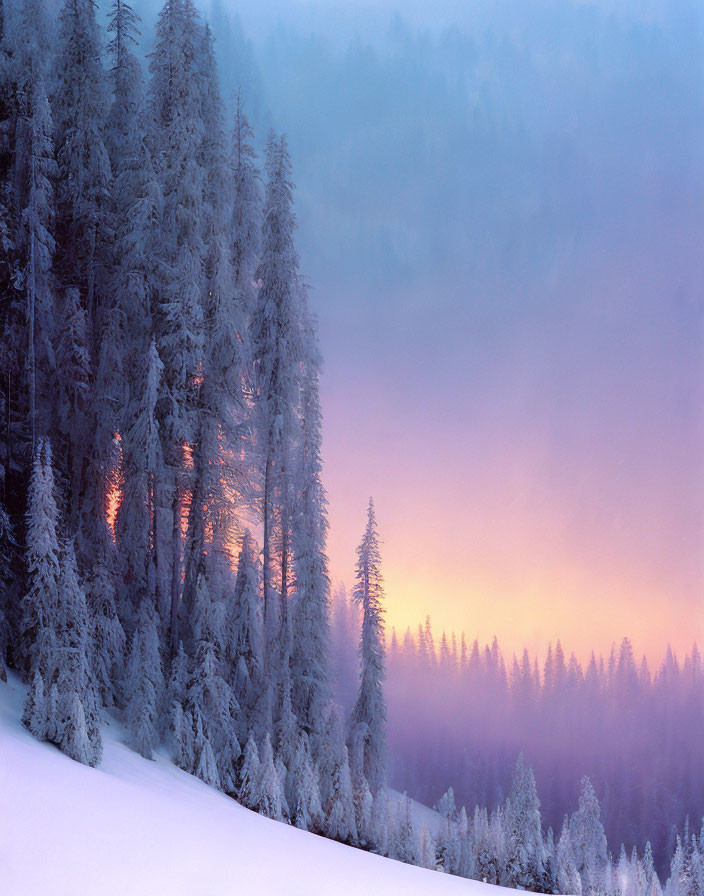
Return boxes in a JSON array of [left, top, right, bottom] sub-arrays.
[[0, 673, 511, 896]]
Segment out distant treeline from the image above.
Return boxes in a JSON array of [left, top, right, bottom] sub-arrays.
[[345, 603, 702, 875]]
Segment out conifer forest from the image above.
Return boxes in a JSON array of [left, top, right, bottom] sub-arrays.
[[0, 1, 702, 895]]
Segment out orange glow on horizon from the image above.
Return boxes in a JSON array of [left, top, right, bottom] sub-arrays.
[[323, 398, 704, 669], [375, 565, 702, 668]]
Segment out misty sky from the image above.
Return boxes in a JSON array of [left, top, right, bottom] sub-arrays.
[[187, 0, 704, 659]]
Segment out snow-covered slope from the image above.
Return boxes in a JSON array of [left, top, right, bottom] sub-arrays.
[[0, 673, 507, 896]]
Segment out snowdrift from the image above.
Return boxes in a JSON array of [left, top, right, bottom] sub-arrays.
[[0, 673, 510, 896]]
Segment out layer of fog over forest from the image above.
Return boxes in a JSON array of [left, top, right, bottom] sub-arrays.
[[331, 586, 704, 875], [119, 0, 703, 877]]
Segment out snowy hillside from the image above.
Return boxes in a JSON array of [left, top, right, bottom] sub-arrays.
[[0, 673, 506, 896]]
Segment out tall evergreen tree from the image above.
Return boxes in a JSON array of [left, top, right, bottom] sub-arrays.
[[571, 777, 608, 894], [147, 0, 207, 656], [185, 571, 240, 790], [230, 91, 260, 323], [55, 287, 91, 519], [52, 0, 111, 343], [290, 311, 331, 756], [12, 0, 57, 454], [251, 131, 303, 644], [50, 536, 103, 766], [557, 817, 583, 896], [347, 497, 386, 794], [115, 341, 164, 631], [125, 592, 163, 759], [226, 529, 264, 742], [502, 755, 546, 890], [290, 731, 322, 832], [255, 732, 285, 821], [180, 15, 239, 654], [52, 0, 114, 575], [105, 0, 141, 168], [238, 731, 261, 809], [325, 742, 357, 844], [20, 437, 60, 675]]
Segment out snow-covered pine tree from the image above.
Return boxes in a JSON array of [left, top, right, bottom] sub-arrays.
[[420, 824, 438, 871], [438, 786, 457, 821], [116, 341, 165, 633], [52, 0, 114, 576], [55, 287, 92, 516], [571, 776, 608, 895], [230, 91, 260, 323], [106, 0, 166, 639], [52, 0, 112, 348], [22, 666, 47, 738], [238, 731, 261, 809], [502, 754, 546, 890], [670, 837, 686, 896], [317, 702, 342, 812], [251, 131, 304, 645], [395, 793, 421, 865], [86, 542, 125, 708], [255, 732, 285, 821], [20, 438, 60, 676], [347, 497, 387, 794], [438, 813, 461, 876], [457, 806, 474, 879], [180, 97, 261, 652], [354, 775, 374, 848], [12, 0, 57, 454], [642, 843, 663, 896], [290, 731, 322, 832], [147, 0, 207, 656], [166, 640, 188, 733], [372, 789, 391, 857], [193, 715, 221, 789], [45, 682, 60, 745], [126, 592, 164, 759], [275, 668, 298, 788], [105, 0, 142, 169], [325, 742, 357, 844], [543, 825, 558, 893], [291, 309, 331, 758], [226, 529, 264, 743], [185, 571, 240, 789], [61, 690, 93, 766], [473, 806, 493, 883], [180, 16, 249, 656], [557, 816, 583, 896], [52, 537, 103, 766], [172, 702, 195, 773]]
